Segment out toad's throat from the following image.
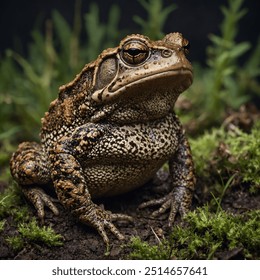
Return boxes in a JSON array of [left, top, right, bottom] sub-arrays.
[[91, 68, 193, 103]]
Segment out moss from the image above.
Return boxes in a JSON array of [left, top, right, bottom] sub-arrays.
[[0, 182, 31, 225], [0, 183, 24, 219], [5, 236, 24, 251], [5, 220, 63, 251], [173, 207, 260, 259], [128, 236, 175, 260], [0, 184, 63, 249], [18, 219, 63, 247], [225, 122, 260, 188], [0, 220, 5, 232], [128, 207, 260, 259], [190, 121, 260, 192], [189, 128, 224, 176]]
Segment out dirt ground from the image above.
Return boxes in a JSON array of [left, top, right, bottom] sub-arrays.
[[0, 173, 259, 260]]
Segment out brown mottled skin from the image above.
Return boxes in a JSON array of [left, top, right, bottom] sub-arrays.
[[10, 33, 195, 246]]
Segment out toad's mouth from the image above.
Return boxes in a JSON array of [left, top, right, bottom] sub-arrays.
[[91, 67, 193, 103]]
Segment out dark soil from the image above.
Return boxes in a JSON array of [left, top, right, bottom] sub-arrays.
[[0, 174, 259, 260], [0, 176, 177, 260]]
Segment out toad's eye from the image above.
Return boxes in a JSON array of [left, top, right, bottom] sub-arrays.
[[121, 41, 149, 65]]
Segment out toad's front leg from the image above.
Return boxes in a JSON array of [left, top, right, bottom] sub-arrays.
[[10, 142, 59, 219], [49, 124, 132, 246], [139, 124, 195, 226]]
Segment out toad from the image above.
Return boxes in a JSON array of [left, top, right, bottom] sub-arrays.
[[10, 33, 195, 246]]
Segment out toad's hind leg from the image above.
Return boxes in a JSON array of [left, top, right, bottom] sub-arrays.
[[10, 142, 59, 219]]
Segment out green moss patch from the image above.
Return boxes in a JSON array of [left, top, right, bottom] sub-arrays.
[[0, 184, 63, 251], [190, 121, 260, 192], [129, 207, 260, 260]]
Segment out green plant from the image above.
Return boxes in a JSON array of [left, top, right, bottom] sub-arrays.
[[0, 220, 5, 232], [225, 122, 260, 189], [0, 183, 23, 219], [0, 140, 16, 184], [18, 219, 63, 246], [0, 184, 63, 250], [211, 173, 237, 213], [0, 55, 21, 140], [128, 236, 175, 260], [84, 3, 121, 61], [206, 0, 250, 111], [189, 128, 224, 176], [5, 219, 63, 251], [174, 207, 260, 259], [0, 1, 122, 142], [128, 207, 260, 259], [6, 236, 24, 251], [133, 0, 177, 39], [190, 120, 260, 192], [182, 0, 260, 128]]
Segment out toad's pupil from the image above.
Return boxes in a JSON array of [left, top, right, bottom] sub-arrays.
[[126, 48, 146, 56]]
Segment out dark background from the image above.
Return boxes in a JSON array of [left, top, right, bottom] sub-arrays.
[[0, 0, 259, 63]]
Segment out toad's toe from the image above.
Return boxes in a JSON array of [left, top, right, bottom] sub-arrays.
[[22, 187, 59, 220]]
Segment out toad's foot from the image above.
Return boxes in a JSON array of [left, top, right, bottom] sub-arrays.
[[138, 186, 193, 226], [22, 187, 59, 220], [74, 203, 133, 247]]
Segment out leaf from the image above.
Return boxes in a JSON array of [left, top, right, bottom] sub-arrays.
[[105, 4, 121, 47], [7, 51, 41, 85], [52, 10, 72, 52], [84, 3, 106, 60], [245, 36, 260, 73], [229, 42, 251, 58]]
